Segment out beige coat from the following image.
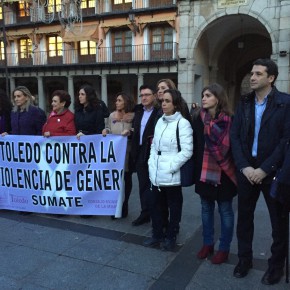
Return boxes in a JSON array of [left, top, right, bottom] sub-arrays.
[[105, 111, 134, 171]]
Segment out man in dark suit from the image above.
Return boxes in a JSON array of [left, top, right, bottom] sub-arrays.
[[130, 85, 159, 226], [231, 58, 290, 285]]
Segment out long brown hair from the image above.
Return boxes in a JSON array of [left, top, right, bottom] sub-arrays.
[[115, 92, 135, 113], [201, 83, 233, 116]]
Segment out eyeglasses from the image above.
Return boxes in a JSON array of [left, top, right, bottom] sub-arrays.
[[139, 93, 153, 98]]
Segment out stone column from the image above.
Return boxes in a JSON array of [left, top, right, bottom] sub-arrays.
[[275, 0, 290, 92], [177, 1, 192, 104], [37, 76, 45, 111], [101, 74, 108, 105], [137, 73, 144, 104], [67, 75, 74, 112], [9, 77, 15, 95]]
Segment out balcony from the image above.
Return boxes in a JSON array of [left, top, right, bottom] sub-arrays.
[[4, 42, 178, 67], [11, 0, 176, 25]]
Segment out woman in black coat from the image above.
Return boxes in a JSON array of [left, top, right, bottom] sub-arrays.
[[75, 84, 108, 137], [192, 83, 237, 264]]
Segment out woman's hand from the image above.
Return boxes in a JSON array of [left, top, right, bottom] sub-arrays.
[[102, 129, 109, 136], [1, 132, 8, 137], [76, 131, 84, 140], [121, 129, 130, 136], [43, 131, 50, 137]]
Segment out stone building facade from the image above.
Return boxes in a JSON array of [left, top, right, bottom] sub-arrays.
[[0, 0, 289, 111], [178, 0, 290, 108]]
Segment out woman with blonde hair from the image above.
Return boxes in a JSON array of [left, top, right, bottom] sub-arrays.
[[2, 86, 46, 136]]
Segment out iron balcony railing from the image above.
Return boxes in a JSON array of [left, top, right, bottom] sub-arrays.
[[1, 42, 178, 67]]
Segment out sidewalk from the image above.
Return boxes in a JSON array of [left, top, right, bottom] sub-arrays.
[[0, 173, 288, 289]]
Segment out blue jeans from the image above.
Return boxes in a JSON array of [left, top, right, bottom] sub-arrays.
[[201, 198, 234, 251]]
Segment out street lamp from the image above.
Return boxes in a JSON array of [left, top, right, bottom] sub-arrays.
[[128, 12, 139, 35]]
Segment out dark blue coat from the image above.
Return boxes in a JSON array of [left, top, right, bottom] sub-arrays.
[[276, 140, 290, 210], [230, 87, 290, 184], [11, 105, 46, 136]]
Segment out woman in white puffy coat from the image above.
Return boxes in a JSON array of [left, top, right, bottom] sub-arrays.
[[143, 89, 193, 251]]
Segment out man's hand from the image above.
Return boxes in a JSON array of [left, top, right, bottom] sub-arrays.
[[241, 167, 255, 185], [251, 168, 267, 184]]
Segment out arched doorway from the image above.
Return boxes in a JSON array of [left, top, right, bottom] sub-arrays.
[[194, 14, 272, 109]]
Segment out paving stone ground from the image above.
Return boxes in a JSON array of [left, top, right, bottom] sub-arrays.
[[0, 173, 288, 289]]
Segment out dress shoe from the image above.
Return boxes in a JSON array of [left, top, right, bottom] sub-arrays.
[[211, 251, 229, 264], [161, 238, 176, 251], [261, 267, 284, 285], [197, 245, 214, 259], [132, 215, 150, 226], [233, 260, 253, 278], [143, 237, 164, 248]]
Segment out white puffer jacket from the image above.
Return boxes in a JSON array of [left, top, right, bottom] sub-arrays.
[[148, 111, 193, 186]]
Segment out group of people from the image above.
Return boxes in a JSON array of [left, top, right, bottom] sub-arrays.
[[0, 58, 289, 285]]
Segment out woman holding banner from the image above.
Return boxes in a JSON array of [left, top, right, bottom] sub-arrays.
[[1, 86, 46, 215], [75, 84, 107, 218], [0, 89, 12, 134], [102, 92, 135, 218], [2, 86, 46, 136], [42, 90, 76, 137], [75, 84, 108, 138]]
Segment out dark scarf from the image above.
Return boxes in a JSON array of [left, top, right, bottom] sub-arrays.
[[200, 109, 237, 186]]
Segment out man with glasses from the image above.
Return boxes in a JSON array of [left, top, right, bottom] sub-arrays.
[[130, 85, 159, 226]]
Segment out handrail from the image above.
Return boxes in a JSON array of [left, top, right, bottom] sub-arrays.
[[2, 42, 178, 67]]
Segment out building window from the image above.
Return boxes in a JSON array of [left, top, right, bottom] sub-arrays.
[[149, 0, 173, 7], [18, 1, 30, 17], [113, 0, 132, 3], [81, 0, 95, 9], [0, 6, 2, 20], [79, 41, 96, 55], [19, 38, 32, 59], [151, 26, 173, 59], [112, 30, 131, 61], [48, 36, 62, 57], [48, 0, 61, 13], [112, 0, 132, 11], [113, 30, 131, 53], [0, 41, 5, 60]]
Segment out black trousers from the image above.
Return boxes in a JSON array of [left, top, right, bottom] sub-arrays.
[[236, 173, 288, 269], [148, 185, 183, 240], [135, 154, 150, 217], [123, 171, 133, 204]]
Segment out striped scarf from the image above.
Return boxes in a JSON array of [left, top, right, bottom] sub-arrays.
[[200, 109, 237, 186]]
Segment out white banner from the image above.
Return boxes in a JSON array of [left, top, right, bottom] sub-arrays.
[[0, 134, 127, 217]]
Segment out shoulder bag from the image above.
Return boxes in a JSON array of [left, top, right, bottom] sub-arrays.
[[176, 120, 195, 187]]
